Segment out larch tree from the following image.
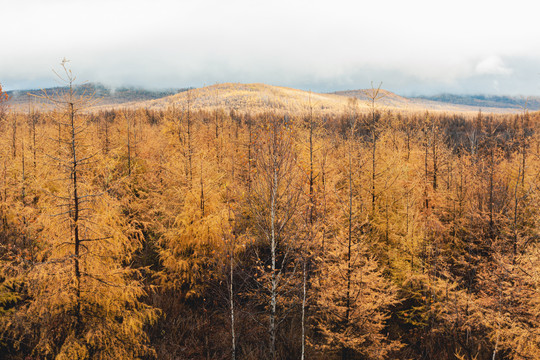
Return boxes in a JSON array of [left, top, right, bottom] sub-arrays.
[[363, 82, 385, 217], [471, 125, 540, 360], [159, 112, 226, 295], [1, 61, 157, 359], [314, 100, 401, 360], [299, 91, 323, 360]]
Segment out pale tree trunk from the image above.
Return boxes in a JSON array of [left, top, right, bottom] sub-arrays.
[[247, 119, 253, 196], [488, 119, 495, 239], [251, 118, 299, 360], [69, 99, 82, 333], [32, 112, 37, 171], [187, 90, 193, 185], [343, 128, 354, 360], [372, 127, 376, 216], [301, 259, 307, 360], [431, 120, 438, 191], [229, 244, 236, 360], [227, 189, 236, 359], [301, 94, 315, 360], [270, 163, 278, 360], [11, 116, 17, 159], [512, 164, 521, 262], [21, 138, 26, 204], [200, 159, 205, 216], [126, 112, 132, 176]]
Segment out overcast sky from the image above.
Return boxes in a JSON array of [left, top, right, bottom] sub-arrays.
[[2, 0, 540, 95]]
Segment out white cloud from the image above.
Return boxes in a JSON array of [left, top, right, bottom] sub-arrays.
[[2, 1, 540, 94], [475, 56, 513, 76]]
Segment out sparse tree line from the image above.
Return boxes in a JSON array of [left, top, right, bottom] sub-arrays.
[[0, 81, 539, 359]]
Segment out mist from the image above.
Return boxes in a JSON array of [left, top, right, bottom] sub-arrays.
[[2, 0, 540, 95]]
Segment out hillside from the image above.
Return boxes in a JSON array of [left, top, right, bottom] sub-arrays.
[[126, 83, 367, 115], [333, 88, 410, 106]]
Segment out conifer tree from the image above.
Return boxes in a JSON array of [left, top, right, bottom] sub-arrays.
[[1, 61, 157, 359], [314, 103, 401, 359]]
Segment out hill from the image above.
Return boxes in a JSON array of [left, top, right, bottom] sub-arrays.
[[128, 83, 366, 114], [5, 82, 527, 115], [111, 83, 522, 115]]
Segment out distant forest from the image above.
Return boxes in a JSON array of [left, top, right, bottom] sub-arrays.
[[6, 83, 190, 106], [0, 78, 539, 360]]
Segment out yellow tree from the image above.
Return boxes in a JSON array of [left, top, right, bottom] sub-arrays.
[[314, 105, 401, 360], [2, 61, 157, 359]]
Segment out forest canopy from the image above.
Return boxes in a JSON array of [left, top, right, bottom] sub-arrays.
[[0, 77, 539, 360]]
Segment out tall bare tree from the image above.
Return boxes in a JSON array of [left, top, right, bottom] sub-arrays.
[[248, 115, 301, 360]]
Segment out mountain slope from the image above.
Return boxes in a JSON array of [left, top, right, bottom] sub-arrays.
[[132, 83, 368, 114]]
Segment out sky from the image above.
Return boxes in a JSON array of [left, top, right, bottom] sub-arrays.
[[2, 0, 540, 95]]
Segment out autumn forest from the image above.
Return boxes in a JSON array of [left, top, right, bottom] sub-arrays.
[[0, 71, 539, 360]]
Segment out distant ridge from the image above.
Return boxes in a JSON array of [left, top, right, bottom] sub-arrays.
[[6, 83, 188, 109], [413, 94, 540, 111], [332, 88, 527, 113]]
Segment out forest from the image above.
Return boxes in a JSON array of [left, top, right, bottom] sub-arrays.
[[0, 75, 539, 360]]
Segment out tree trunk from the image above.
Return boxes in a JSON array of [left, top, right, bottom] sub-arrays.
[[343, 137, 353, 360], [127, 113, 131, 176], [301, 259, 307, 360], [229, 243, 236, 360], [69, 100, 82, 333], [270, 164, 278, 360], [187, 90, 193, 185]]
